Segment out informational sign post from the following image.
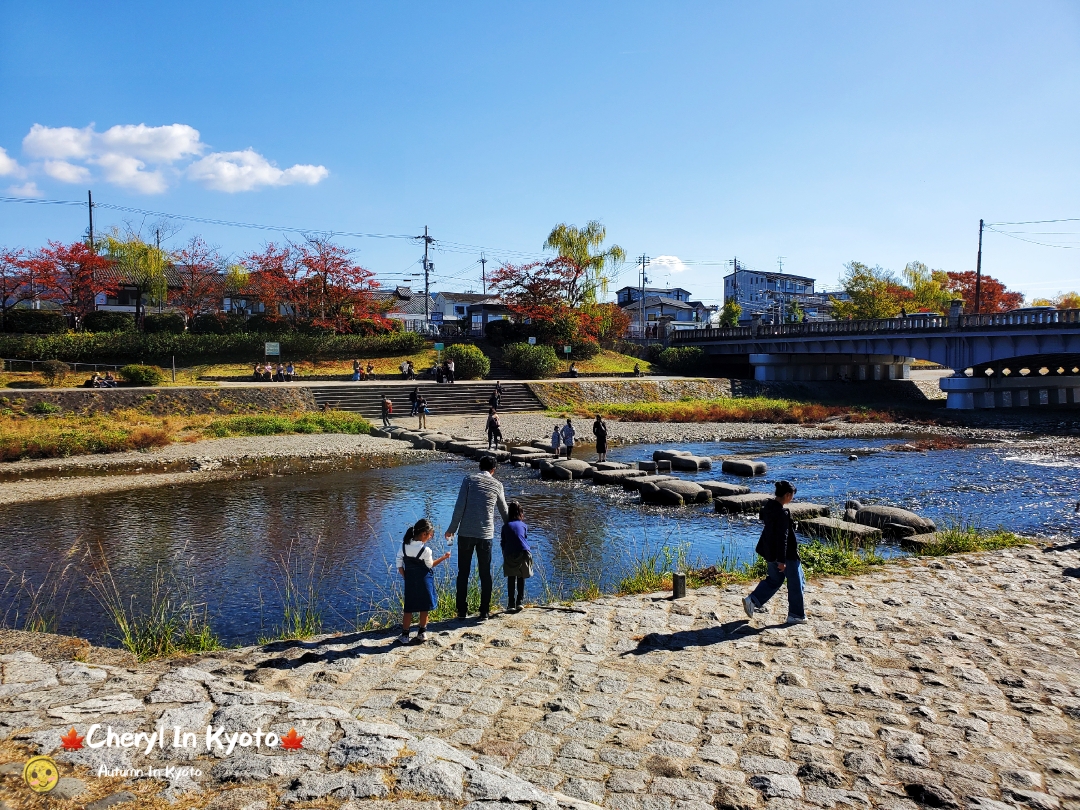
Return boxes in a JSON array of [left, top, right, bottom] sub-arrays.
[[528, 337, 536, 345], [563, 345, 572, 354], [264, 342, 280, 357], [434, 343, 444, 352]]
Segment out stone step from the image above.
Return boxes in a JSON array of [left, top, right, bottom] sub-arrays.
[[796, 516, 883, 543], [714, 493, 774, 514]]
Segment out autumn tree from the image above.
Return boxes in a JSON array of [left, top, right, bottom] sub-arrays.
[[102, 231, 170, 327], [830, 262, 902, 319], [26, 241, 110, 322], [171, 235, 224, 319], [901, 261, 952, 314], [0, 248, 32, 330], [1032, 291, 1080, 309], [943, 271, 1023, 313], [719, 299, 742, 327], [544, 221, 626, 302]]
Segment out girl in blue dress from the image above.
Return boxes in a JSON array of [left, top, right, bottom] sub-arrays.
[[396, 518, 451, 644]]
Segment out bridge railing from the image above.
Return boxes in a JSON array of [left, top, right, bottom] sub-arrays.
[[670, 309, 1080, 342]]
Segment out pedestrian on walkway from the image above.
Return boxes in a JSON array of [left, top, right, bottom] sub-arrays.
[[743, 480, 807, 624], [446, 358, 456, 383], [550, 425, 562, 456], [396, 518, 451, 644], [417, 394, 428, 429], [352, 359, 361, 381], [593, 414, 608, 462], [560, 419, 576, 459], [486, 408, 502, 450], [445, 455, 509, 620], [501, 501, 532, 612], [409, 386, 420, 416], [381, 395, 393, 427]]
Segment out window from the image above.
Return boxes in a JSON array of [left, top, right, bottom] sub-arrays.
[[454, 305, 466, 315]]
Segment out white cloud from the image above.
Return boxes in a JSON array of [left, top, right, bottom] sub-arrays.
[[653, 255, 687, 274], [7, 182, 42, 198], [15, 123, 326, 194], [43, 159, 91, 183], [0, 146, 22, 176], [186, 149, 329, 192]]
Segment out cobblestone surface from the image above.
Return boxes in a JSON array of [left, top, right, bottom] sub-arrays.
[[2, 543, 1079, 809]]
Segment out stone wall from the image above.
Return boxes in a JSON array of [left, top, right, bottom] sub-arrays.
[[0, 386, 318, 416]]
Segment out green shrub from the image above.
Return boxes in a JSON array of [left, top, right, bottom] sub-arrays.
[[502, 342, 559, 378], [570, 339, 600, 360], [30, 401, 60, 414], [244, 313, 292, 335], [0, 330, 426, 364], [190, 313, 244, 334], [83, 311, 135, 333], [39, 359, 71, 385], [657, 346, 706, 374], [443, 343, 490, 380], [120, 364, 166, 386], [4, 309, 67, 334], [143, 312, 186, 334], [644, 343, 666, 363]]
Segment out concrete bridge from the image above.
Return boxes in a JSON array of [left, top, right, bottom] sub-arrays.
[[671, 309, 1080, 409]]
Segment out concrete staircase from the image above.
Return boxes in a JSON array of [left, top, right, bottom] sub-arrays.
[[308, 382, 544, 418]]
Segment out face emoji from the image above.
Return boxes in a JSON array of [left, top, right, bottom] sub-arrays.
[[23, 755, 60, 793]]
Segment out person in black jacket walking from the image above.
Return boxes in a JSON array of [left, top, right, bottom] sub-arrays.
[[742, 480, 806, 624]]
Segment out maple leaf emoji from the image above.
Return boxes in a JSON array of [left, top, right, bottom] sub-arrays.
[[60, 728, 84, 751], [280, 728, 304, 750]]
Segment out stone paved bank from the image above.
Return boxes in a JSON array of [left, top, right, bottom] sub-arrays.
[[2, 543, 1080, 809]]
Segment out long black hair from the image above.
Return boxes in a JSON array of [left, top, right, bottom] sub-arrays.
[[404, 518, 434, 542]]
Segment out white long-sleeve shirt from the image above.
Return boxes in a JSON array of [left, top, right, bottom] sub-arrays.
[[395, 540, 434, 569], [561, 423, 576, 446]]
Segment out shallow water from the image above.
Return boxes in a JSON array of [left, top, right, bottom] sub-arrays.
[[2, 437, 1078, 646]]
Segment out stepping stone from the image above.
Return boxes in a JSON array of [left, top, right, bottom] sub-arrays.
[[640, 479, 711, 506], [622, 474, 678, 492], [652, 449, 712, 471], [526, 454, 560, 468], [715, 493, 774, 514], [900, 532, 940, 551], [721, 458, 767, 476], [797, 516, 883, 543], [509, 446, 547, 457], [785, 502, 831, 520], [697, 481, 751, 497], [538, 459, 593, 480], [593, 462, 632, 471], [847, 501, 937, 536], [636, 460, 659, 472], [591, 468, 649, 485]]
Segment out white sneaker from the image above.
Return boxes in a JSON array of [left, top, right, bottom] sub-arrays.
[[396, 633, 411, 644], [742, 596, 756, 619], [786, 615, 808, 625]]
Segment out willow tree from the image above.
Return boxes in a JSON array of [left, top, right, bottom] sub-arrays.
[[102, 231, 169, 328], [544, 220, 625, 302]]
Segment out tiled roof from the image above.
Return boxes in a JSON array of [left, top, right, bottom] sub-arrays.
[[436, 291, 489, 304], [621, 295, 696, 311]]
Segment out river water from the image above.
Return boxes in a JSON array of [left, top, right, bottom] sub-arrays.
[[2, 437, 1078, 646]]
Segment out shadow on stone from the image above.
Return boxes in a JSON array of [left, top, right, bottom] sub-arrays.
[[619, 619, 787, 655]]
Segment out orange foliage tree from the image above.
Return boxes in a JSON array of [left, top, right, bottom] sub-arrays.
[[944, 271, 1024, 313], [171, 236, 225, 319], [26, 241, 111, 321]]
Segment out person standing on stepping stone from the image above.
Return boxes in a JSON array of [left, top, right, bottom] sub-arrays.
[[593, 414, 608, 462], [560, 418, 576, 459], [446, 455, 509, 620], [742, 480, 807, 624]]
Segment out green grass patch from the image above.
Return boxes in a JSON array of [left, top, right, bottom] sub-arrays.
[[557, 396, 894, 424], [918, 522, 1028, 556], [202, 411, 372, 438]]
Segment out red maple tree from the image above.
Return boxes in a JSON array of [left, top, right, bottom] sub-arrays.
[[26, 241, 111, 321], [171, 235, 224, 320], [0, 247, 33, 330], [945, 271, 1024, 313], [279, 728, 304, 750], [60, 728, 84, 751]]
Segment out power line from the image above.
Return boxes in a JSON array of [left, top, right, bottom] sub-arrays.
[[987, 218, 1080, 225], [984, 225, 1078, 249]]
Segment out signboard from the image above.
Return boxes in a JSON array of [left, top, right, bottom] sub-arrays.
[[429, 312, 444, 322], [264, 342, 280, 356], [527, 337, 536, 345], [563, 345, 572, 354], [434, 343, 445, 352]]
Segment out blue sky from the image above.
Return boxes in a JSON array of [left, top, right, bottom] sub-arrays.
[[2, 1, 1078, 302]]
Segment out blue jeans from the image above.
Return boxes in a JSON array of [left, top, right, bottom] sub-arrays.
[[456, 536, 492, 617], [748, 560, 805, 619]]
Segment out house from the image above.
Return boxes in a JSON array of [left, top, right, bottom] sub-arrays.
[[465, 298, 510, 337], [432, 291, 489, 325], [93, 263, 194, 314], [615, 286, 694, 307], [722, 269, 834, 322], [621, 294, 714, 330], [370, 286, 432, 331]]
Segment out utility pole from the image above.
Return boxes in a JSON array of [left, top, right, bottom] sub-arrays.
[[973, 218, 984, 315], [415, 226, 435, 321], [638, 254, 650, 338], [87, 190, 95, 251], [480, 253, 487, 296]]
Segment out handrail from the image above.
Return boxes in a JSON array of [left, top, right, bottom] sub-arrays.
[[668, 309, 1080, 342]]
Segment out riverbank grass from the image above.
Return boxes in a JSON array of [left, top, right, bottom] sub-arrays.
[[920, 522, 1027, 555], [0, 408, 373, 461], [550, 396, 895, 424]]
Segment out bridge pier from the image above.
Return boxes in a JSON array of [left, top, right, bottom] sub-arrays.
[[940, 374, 1080, 410], [748, 353, 912, 382]]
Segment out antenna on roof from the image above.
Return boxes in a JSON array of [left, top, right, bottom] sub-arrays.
[[777, 256, 786, 273]]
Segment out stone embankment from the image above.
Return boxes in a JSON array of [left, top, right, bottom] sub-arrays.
[[2, 543, 1079, 809], [0, 386, 317, 416]]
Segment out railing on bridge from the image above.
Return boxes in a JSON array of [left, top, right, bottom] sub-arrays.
[[669, 309, 1080, 342]]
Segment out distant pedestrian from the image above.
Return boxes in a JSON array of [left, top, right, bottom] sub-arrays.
[[446, 359, 456, 383], [593, 414, 608, 462], [252, 363, 261, 381], [285, 362, 295, 382], [400, 360, 410, 379], [486, 408, 502, 450], [409, 386, 420, 416], [550, 425, 561, 456], [742, 480, 806, 625], [381, 395, 393, 427], [274, 363, 285, 382], [501, 501, 532, 612], [396, 518, 452, 644], [445, 455, 509, 619], [365, 362, 375, 380], [352, 359, 361, 381], [560, 419, 576, 459], [489, 386, 501, 409], [900, 306, 908, 319], [417, 394, 428, 429]]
